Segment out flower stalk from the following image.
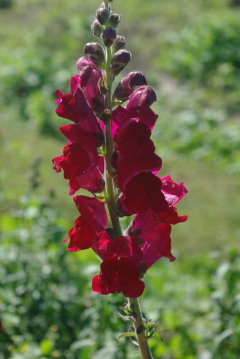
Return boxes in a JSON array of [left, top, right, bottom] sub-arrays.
[[128, 297, 154, 359]]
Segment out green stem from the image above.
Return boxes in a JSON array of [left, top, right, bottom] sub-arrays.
[[128, 298, 154, 359], [103, 38, 153, 359]]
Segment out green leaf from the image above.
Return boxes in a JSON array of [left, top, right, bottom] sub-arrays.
[[117, 332, 136, 340]]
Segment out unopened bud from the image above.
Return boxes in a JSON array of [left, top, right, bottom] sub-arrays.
[[113, 71, 147, 101], [109, 13, 121, 28], [127, 86, 157, 108], [84, 42, 105, 65], [113, 35, 126, 52], [91, 19, 102, 38], [102, 27, 117, 47], [96, 8, 109, 25], [110, 50, 132, 76]]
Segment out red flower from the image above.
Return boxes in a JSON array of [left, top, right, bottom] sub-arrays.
[[115, 121, 155, 160], [118, 172, 168, 215], [92, 256, 145, 297], [52, 124, 104, 194], [111, 105, 158, 139], [64, 216, 96, 251], [92, 232, 143, 267], [64, 196, 107, 252], [55, 75, 102, 135], [128, 179, 188, 268]]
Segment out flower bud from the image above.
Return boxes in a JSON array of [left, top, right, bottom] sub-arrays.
[[84, 42, 105, 65], [127, 86, 157, 108], [110, 50, 132, 76], [109, 13, 121, 28], [113, 71, 147, 101], [91, 19, 103, 38], [101, 27, 117, 47], [96, 8, 109, 25], [113, 35, 126, 51]]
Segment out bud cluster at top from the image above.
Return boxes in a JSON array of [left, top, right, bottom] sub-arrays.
[[52, 0, 188, 298]]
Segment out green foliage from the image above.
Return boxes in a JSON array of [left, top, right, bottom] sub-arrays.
[[0, 195, 129, 359], [0, 0, 13, 8], [0, 0, 92, 136], [1, 194, 239, 358], [160, 14, 240, 92]]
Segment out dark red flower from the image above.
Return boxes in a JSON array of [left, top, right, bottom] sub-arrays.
[[52, 124, 104, 194], [55, 75, 102, 135], [92, 256, 145, 297], [111, 105, 158, 139], [115, 121, 155, 160], [92, 232, 143, 267], [63, 196, 107, 252], [64, 216, 96, 251], [118, 172, 168, 215], [128, 178, 188, 268]]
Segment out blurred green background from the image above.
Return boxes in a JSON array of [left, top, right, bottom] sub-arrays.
[[0, 0, 240, 358]]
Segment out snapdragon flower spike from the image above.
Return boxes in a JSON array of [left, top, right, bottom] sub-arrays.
[[52, 0, 188, 303]]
